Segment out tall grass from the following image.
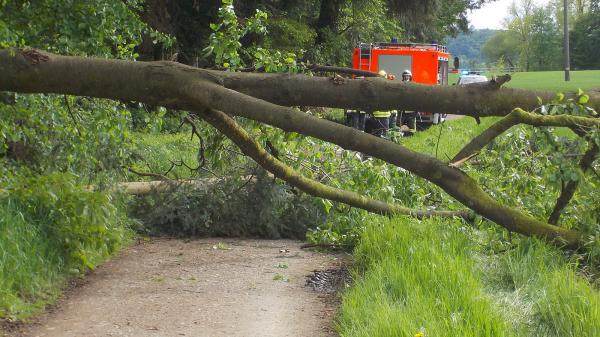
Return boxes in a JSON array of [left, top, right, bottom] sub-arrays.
[[0, 172, 133, 320], [339, 217, 512, 337], [338, 216, 600, 337], [482, 239, 600, 337]]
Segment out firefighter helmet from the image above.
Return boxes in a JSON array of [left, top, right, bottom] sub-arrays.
[[402, 69, 412, 81], [378, 70, 387, 77]]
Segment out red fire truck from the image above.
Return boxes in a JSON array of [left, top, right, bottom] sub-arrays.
[[352, 42, 450, 127]]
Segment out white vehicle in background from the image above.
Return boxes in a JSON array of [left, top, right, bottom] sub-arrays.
[[456, 73, 488, 86]]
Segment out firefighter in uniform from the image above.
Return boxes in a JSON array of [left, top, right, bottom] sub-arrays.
[[398, 69, 417, 136]]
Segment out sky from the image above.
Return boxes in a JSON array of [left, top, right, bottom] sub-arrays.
[[468, 0, 552, 29]]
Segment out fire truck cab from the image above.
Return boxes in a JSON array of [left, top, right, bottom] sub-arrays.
[[352, 42, 450, 127]]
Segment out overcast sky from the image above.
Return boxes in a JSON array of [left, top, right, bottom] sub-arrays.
[[468, 0, 552, 29]]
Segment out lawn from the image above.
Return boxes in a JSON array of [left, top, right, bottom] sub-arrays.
[[450, 70, 600, 92]]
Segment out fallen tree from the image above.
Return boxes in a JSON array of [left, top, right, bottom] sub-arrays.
[[1, 48, 599, 248]]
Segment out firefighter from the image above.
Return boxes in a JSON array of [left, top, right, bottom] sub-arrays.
[[398, 69, 417, 136]]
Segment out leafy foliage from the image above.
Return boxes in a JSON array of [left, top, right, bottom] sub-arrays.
[[446, 29, 498, 69], [0, 0, 143, 57], [204, 0, 298, 72], [0, 0, 165, 321], [0, 95, 133, 179]]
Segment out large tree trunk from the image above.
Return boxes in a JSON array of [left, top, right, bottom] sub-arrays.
[[315, 0, 345, 43], [1, 49, 595, 248]]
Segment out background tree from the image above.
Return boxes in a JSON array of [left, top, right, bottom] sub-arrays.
[[481, 30, 520, 68], [570, 5, 600, 69], [446, 29, 498, 69], [528, 6, 562, 70]]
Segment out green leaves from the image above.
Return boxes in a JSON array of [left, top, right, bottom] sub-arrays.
[[0, 0, 153, 59], [0, 94, 133, 178], [204, 0, 298, 72]]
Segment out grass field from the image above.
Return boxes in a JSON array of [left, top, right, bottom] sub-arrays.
[[449, 70, 600, 92]]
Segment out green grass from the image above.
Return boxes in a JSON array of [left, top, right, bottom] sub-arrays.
[[0, 172, 132, 320], [128, 132, 201, 180], [502, 70, 600, 92], [338, 217, 600, 337], [397, 116, 498, 159], [450, 70, 600, 92]]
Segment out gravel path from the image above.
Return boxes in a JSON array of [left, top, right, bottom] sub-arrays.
[[16, 238, 345, 337]]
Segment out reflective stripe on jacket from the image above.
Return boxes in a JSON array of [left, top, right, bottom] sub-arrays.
[[372, 110, 391, 118]]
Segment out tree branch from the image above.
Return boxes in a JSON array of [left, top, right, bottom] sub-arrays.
[[308, 64, 381, 77], [5, 49, 599, 119], [198, 108, 471, 220], [63, 95, 82, 137], [213, 70, 600, 116], [452, 108, 600, 163]]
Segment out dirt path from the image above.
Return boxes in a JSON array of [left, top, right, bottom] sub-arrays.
[[17, 238, 346, 337]]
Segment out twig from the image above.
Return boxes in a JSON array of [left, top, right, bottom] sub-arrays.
[[548, 143, 599, 224], [300, 243, 349, 250], [163, 161, 177, 177], [63, 95, 82, 137], [435, 122, 445, 159], [590, 166, 600, 180], [223, 173, 255, 199], [183, 116, 206, 168]]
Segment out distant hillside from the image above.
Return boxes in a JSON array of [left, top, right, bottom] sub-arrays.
[[446, 29, 498, 67]]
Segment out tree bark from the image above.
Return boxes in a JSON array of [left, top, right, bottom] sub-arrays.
[[211, 70, 600, 116], [0, 49, 590, 248]]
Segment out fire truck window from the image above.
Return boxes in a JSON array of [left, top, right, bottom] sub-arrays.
[[378, 55, 412, 79], [441, 61, 448, 85], [437, 61, 448, 85]]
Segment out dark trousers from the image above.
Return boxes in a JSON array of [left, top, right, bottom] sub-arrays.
[[365, 117, 389, 137], [345, 111, 366, 131]]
